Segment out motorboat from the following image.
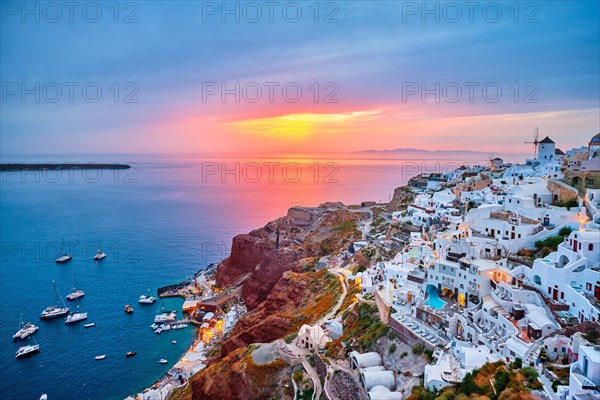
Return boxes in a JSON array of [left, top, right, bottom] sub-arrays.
[[124, 304, 133, 314], [13, 322, 39, 340], [125, 351, 137, 357], [159, 359, 168, 364], [138, 294, 156, 304], [172, 340, 177, 344], [84, 322, 96, 328], [154, 311, 176, 323], [16, 344, 40, 359], [95, 355, 106, 360]]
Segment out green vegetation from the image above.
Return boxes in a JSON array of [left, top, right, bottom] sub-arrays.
[[509, 357, 522, 369], [412, 343, 424, 355], [555, 199, 579, 209], [284, 333, 298, 344], [389, 342, 397, 353], [584, 329, 600, 344], [333, 220, 358, 232], [326, 303, 389, 357], [534, 227, 573, 257]]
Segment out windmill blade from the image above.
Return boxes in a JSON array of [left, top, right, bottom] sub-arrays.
[[534, 127, 539, 142]]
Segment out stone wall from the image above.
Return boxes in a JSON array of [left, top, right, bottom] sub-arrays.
[[548, 179, 579, 203]]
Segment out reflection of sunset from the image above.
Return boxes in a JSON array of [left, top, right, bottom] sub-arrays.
[[227, 110, 382, 139]]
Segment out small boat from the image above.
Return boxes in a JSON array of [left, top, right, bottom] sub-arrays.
[[94, 248, 107, 261], [124, 304, 133, 314], [125, 351, 137, 357], [84, 322, 96, 328], [138, 294, 156, 304], [66, 274, 85, 301], [55, 241, 72, 264], [55, 254, 72, 264], [172, 340, 177, 344], [13, 322, 39, 340], [16, 344, 40, 359], [159, 359, 168, 364], [40, 394, 47, 400], [95, 355, 106, 360], [66, 289, 85, 301]]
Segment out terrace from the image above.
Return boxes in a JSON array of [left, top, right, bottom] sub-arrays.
[[391, 312, 450, 348]]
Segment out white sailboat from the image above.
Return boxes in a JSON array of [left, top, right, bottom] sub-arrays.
[[41, 281, 69, 319], [55, 241, 72, 264], [65, 305, 88, 324], [93, 245, 107, 261], [16, 336, 40, 359], [13, 311, 39, 340], [66, 274, 85, 301]]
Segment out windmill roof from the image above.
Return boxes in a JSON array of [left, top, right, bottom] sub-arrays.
[[539, 136, 555, 144]]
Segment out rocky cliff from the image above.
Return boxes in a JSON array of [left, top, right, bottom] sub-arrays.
[[387, 186, 416, 212], [189, 204, 363, 400], [216, 205, 361, 310]]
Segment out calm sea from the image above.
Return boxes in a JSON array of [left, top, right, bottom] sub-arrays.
[[0, 152, 498, 400]]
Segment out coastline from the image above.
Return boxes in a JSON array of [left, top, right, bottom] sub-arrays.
[[127, 264, 236, 400]]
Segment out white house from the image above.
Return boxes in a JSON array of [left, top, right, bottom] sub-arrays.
[[568, 344, 600, 400], [297, 324, 331, 350], [522, 229, 600, 324]]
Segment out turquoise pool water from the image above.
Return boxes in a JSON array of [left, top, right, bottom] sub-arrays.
[[424, 285, 447, 309]]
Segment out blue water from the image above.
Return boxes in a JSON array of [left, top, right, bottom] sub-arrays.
[[0, 152, 488, 399], [424, 285, 447, 310]]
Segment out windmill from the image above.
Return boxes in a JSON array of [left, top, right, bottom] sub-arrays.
[[488, 152, 496, 167], [524, 127, 540, 158]]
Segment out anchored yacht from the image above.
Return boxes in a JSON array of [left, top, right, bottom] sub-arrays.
[[13, 322, 39, 340], [15, 344, 40, 359]]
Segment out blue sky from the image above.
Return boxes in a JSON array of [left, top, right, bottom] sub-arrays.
[[1, 1, 599, 155]]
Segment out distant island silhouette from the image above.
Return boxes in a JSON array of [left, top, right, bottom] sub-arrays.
[[0, 163, 131, 171]]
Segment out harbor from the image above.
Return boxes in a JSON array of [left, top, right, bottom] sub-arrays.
[[127, 264, 248, 400]]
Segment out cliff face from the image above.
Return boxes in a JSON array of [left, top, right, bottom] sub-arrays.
[[220, 270, 310, 356], [191, 345, 293, 400], [216, 232, 273, 287], [216, 205, 361, 310], [387, 186, 416, 212], [190, 205, 363, 400], [191, 269, 340, 400]]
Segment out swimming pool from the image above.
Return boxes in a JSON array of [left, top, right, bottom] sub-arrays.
[[424, 285, 447, 310]]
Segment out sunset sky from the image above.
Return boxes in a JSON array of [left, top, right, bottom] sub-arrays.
[[1, 1, 599, 155]]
